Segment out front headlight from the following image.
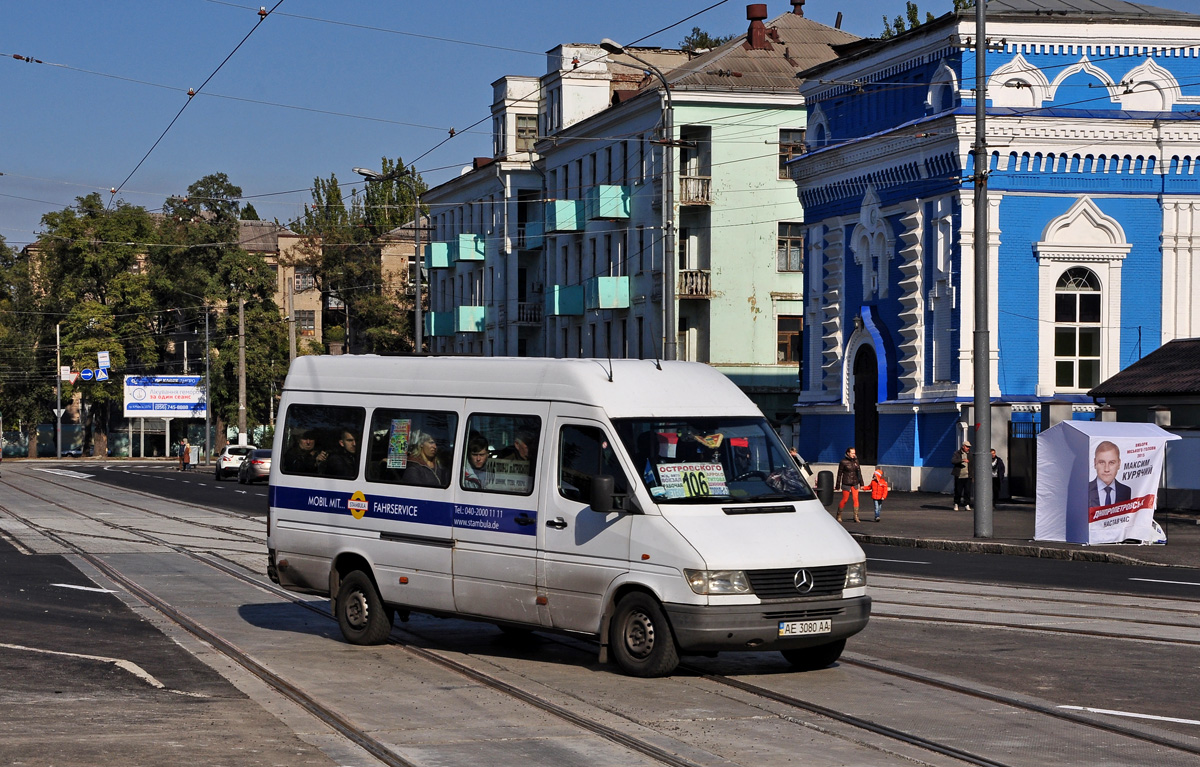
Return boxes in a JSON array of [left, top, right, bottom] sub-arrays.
[[844, 561, 867, 589], [684, 569, 751, 595]]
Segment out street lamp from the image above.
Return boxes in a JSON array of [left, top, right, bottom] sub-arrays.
[[599, 38, 677, 360], [354, 167, 424, 354]]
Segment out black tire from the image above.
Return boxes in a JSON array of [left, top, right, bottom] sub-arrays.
[[214, 467, 222, 481], [781, 638, 846, 671], [335, 570, 393, 645], [609, 592, 679, 677]]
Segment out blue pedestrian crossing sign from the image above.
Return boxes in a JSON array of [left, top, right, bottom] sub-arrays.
[[80, 368, 94, 382], [95, 368, 109, 381]]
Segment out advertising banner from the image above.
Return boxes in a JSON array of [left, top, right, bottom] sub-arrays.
[[1035, 421, 1178, 544], [123, 375, 206, 418]]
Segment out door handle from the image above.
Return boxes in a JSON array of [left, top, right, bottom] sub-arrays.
[[545, 517, 567, 530]]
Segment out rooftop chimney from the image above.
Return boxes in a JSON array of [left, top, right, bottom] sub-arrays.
[[746, 4, 770, 51], [791, 0, 805, 15]]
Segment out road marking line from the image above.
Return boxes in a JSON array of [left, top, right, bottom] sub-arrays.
[[0, 642, 209, 697], [868, 557, 931, 565], [52, 583, 116, 593], [33, 468, 94, 479], [1057, 705, 1200, 726], [1130, 577, 1200, 587]]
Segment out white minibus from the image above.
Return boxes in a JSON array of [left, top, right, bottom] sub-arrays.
[[267, 356, 869, 676]]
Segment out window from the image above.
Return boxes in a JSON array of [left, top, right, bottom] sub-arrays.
[[558, 424, 630, 506], [295, 310, 316, 337], [280, 404, 366, 479], [461, 413, 542, 495], [1054, 267, 1102, 389], [778, 128, 806, 179], [777, 315, 802, 364], [295, 268, 315, 291], [364, 408, 458, 488], [777, 222, 804, 272], [516, 114, 537, 153]]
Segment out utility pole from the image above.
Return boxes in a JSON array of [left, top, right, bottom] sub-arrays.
[[55, 323, 63, 459], [972, 0, 993, 538], [204, 307, 211, 465], [238, 297, 247, 443], [288, 272, 296, 363]]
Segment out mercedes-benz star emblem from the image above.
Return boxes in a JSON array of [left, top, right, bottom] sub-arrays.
[[793, 569, 814, 593]]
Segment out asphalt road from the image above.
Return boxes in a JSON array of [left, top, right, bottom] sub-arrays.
[[49, 460, 270, 517]]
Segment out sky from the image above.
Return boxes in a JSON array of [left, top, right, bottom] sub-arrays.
[[3, 0, 1197, 249]]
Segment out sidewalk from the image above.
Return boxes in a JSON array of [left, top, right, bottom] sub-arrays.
[[828, 491, 1200, 569]]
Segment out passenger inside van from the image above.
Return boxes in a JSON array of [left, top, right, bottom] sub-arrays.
[[322, 428, 360, 479], [462, 437, 493, 490], [402, 430, 448, 487], [283, 429, 328, 474]]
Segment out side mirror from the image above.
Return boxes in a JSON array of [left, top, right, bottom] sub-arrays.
[[590, 475, 615, 513]]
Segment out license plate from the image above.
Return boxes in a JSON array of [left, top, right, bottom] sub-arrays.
[[778, 619, 832, 637]]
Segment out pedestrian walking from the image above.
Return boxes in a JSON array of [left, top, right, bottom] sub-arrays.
[[182, 440, 192, 472], [835, 447, 864, 523], [865, 467, 888, 522], [951, 440, 972, 510], [991, 448, 1006, 503], [179, 438, 188, 472]]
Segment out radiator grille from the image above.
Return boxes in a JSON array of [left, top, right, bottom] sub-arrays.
[[747, 565, 846, 600]]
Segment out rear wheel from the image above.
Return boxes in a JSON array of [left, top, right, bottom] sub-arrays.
[[781, 638, 846, 671], [609, 592, 679, 677], [335, 570, 393, 645], [214, 466, 223, 481]]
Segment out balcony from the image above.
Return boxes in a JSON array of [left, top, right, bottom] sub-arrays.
[[518, 220, 544, 250], [585, 276, 630, 310], [455, 305, 485, 333], [425, 311, 455, 337], [677, 269, 712, 298], [425, 242, 453, 269], [456, 233, 485, 262], [679, 176, 712, 206], [585, 185, 630, 220], [515, 301, 543, 325], [545, 284, 584, 316], [546, 200, 586, 232]]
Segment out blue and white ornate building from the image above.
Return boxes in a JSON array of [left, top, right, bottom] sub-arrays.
[[791, 1, 1200, 490]]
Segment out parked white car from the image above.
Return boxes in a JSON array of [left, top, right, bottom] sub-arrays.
[[214, 444, 256, 480]]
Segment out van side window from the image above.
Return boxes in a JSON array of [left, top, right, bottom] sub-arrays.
[[364, 409, 458, 489], [280, 404, 366, 478], [558, 425, 630, 504], [461, 414, 541, 495]]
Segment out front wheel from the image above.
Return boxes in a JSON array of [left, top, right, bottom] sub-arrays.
[[780, 638, 846, 671], [609, 592, 679, 677], [335, 570, 393, 645]]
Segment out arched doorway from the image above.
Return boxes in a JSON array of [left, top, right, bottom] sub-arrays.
[[853, 345, 879, 465]]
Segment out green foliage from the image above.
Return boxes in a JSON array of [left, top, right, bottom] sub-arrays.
[[0, 234, 53, 437], [880, 1, 953, 39], [241, 203, 260, 220], [680, 27, 735, 52]]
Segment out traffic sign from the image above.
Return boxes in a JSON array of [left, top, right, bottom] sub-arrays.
[[52, 408, 65, 418], [69, 372, 79, 384], [95, 368, 110, 381], [80, 368, 94, 382], [60, 366, 72, 382], [97, 351, 111, 369]]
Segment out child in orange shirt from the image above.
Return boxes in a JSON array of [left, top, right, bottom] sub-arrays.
[[865, 468, 888, 522]]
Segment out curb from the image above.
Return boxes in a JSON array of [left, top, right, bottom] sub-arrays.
[[850, 533, 1178, 568]]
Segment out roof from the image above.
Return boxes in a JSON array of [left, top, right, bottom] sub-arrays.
[[659, 10, 858, 93], [1089, 338, 1200, 397], [238, 220, 295, 252], [282, 356, 761, 419]]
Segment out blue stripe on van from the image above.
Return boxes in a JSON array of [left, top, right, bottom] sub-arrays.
[[270, 485, 537, 536]]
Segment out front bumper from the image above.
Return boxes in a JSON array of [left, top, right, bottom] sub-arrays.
[[665, 595, 871, 653]]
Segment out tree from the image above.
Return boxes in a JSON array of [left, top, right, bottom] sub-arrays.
[[680, 27, 735, 53], [880, 1, 940, 39], [0, 235, 54, 457], [241, 203, 260, 220], [37, 193, 159, 456]]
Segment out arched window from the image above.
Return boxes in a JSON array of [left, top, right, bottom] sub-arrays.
[[1054, 267, 1102, 389]]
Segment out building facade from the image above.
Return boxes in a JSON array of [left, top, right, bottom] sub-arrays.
[[791, 0, 1200, 490], [422, 2, 856, 419]]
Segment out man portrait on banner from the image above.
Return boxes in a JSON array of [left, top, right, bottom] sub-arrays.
[[1088, 440, 1132, 509]]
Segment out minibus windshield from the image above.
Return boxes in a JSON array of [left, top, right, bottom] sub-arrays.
[[612, 417, 815, 504]]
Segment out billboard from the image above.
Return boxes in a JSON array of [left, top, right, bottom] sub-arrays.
[[123, 375, 206, 418]]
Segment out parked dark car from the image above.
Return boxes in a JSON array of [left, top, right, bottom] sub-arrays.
[[214, 444, 256, 480]]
